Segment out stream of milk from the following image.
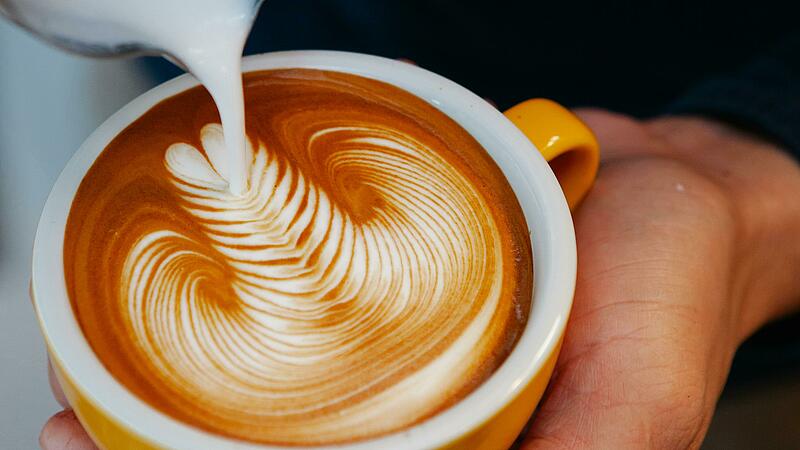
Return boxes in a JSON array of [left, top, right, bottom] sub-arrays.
[[2, 0, 263, 194]]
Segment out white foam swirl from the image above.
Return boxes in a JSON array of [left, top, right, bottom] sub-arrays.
[[121, 123, 506, 443]]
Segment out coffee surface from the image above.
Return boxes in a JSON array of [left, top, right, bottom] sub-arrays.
[[65, 69, 533, 445]]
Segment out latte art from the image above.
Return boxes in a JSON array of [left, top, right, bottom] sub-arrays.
[[65, 69, 532, 445]]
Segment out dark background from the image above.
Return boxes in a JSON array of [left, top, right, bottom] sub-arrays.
[[154, 0, 798, 117]]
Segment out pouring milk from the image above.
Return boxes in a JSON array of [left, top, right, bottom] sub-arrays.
[[0, 0, 264, 195]]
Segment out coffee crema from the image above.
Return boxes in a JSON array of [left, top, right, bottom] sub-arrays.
[[64, 69, 533, 445]]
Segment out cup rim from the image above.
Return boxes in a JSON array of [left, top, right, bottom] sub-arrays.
[[32, 50, 576, 450]]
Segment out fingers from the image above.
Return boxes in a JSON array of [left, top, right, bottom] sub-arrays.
[[44, 361, 93, 449], [40, 410, 98, 450], [520, 159, 740, 449], [48, 359, 69, 409], [572, 108, 668, 161]]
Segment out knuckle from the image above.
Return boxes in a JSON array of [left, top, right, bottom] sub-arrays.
[[600, 155, 737, 229]]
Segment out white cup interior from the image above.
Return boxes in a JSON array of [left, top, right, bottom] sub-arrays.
[[32, 50, 577, 450]]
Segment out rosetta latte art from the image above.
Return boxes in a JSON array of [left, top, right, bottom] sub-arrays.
[[65, 69, 532, 445]]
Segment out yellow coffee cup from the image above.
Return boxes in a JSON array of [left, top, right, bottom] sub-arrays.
[[32, 51, 598, 450]]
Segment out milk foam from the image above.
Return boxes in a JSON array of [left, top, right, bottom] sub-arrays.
[[64, 70, 533, 445], [5, 0, 260, 194], [117, 123, 503, 440]]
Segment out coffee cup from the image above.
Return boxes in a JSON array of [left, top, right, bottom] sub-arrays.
[[32, 50, 598, 450]]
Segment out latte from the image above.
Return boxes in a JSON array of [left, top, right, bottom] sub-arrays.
[[64, 69, 533, 445]]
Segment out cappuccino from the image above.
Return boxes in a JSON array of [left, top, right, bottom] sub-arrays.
[[64, 69, 533, 445]]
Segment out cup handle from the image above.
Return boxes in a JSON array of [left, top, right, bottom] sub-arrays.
[[504, 99, 600, 210]]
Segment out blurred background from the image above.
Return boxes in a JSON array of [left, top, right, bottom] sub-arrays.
[[0, 20, 156, 448], [1, 12, 799, 450]]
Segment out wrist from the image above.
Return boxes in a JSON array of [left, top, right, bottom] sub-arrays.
[[646, 115, 800, 341]]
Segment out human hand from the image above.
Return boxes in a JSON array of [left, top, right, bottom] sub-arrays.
[[40, 110, 800, 450], [521, 110, 800, 449], [40, 361, 97, 449]]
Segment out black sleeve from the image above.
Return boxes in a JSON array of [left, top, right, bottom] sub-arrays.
[[666, 31, 800, 158]]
